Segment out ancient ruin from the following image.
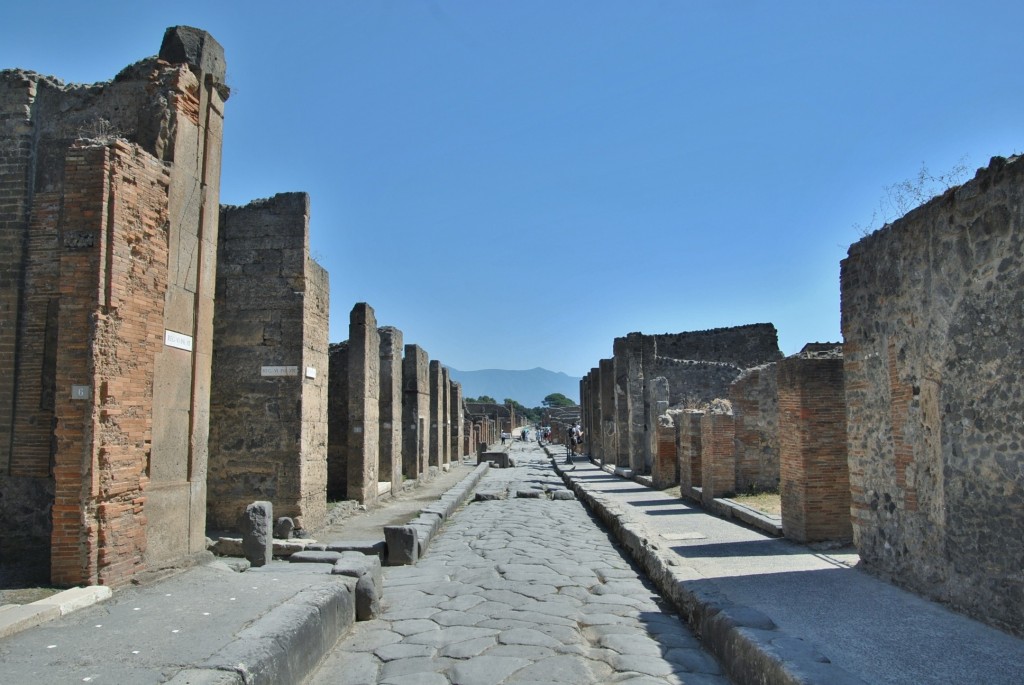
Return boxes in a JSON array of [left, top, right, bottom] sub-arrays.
[[0, 26, 227, 586], [842, 155, 1024, 634]]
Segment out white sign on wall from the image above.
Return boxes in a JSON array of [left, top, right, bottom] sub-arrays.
[[261, 366, 299, 377], [165, 330, 193, 352], [305, 367, 317, 379]]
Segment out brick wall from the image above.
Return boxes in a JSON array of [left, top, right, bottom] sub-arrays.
[[777, 355, 849, 543], [842, 155, 1024, 635], [208, 193, 328, 531], [729, 363, 779, 492], [52, 141, 169, 586], [652, 412, 678, 489]]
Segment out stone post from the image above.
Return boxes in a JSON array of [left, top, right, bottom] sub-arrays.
[[402, 345, 430, 480], [599, 358, 616, 465], [378, 326, 404, 494], [428, 360, 443, 470]]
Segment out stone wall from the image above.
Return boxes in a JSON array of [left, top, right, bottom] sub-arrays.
[[777, 355, 849, 543], [208, 193, 328, 531], [729, 363, 779, 492], [653, 324, 783, 368], [0, 26, 227, 586], [841, 155, 1024, 634]]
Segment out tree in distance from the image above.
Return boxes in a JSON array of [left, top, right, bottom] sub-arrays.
[[542, 393, 577, 408], [466, 395, 497, 404]]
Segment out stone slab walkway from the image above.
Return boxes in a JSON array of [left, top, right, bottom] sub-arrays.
[[309, 443, 729, 685]]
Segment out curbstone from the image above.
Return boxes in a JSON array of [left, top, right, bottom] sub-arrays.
[[30, 585, 112, 616], [384, 525, 419, 565], [0, 604, 60, 639]]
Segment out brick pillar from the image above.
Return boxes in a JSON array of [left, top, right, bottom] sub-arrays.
[[347, 303, 380, 504], [700, 411, 736, 506], [677, 410, 704, 497], [652, 412, 678, 489], [778, 356, 850, 543], [378, 326, 404, 493], [402, 345, 429, 479]]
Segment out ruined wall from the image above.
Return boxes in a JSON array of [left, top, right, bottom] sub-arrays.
[[729, 363, 779, 492], [778, 355, 849, 544], [648, 357, 743, 408], [378, 327, 403, 492], [842, 155, 1024, 634], [208, 193, 328, 531], [402, 345, 429, 479], [644, 376, 670, 476], [653, 324, 783, 368], [652, 411, 677, 489], [326, 342, 350, 499], [0, 26, 227, 585]]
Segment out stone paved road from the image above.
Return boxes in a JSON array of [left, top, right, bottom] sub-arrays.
[[308, 445, 728, 685]]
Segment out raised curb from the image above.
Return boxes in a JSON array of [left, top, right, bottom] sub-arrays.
[[383, 461, 489, 565], [168, 580, 357, 685], [549, 451, 865, 685]]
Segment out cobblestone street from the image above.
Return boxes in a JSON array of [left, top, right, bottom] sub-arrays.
[[309, 444, 728, 685]]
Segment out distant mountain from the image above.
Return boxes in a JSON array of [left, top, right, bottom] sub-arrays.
[[448, 367, 580, 408]]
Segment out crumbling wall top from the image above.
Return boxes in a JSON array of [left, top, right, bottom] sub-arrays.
[[159, 26, 228, 93]]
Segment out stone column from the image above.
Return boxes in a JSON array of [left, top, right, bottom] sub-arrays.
[[644, 376, 670, 475], [347, 303, 380, 504], [378, 326, 404, 494], [729, 363, 779, 492], [402, 345, 429, 479], [441, 366, 451, 466], [327, 342, 350, 499], [778, 356, 850, 543], [450, 381, 464, 461]]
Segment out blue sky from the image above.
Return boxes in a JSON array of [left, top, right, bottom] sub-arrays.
[[4, 1, 1023, 378]]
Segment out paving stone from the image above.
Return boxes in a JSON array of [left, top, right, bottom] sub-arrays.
[[497, 627, 564, 648], [485, 644, 557, 659], [449, 655, 532, 685], [373, 642, 436, 662], [502, 654, 606, 684], [379, 656, 454, 680], [379, 672, 449, 685], [608, 653, 675, 677], [390, 618, 441, 637], [379, 606, 437, 621], [329, 651, 380, 685], [439, 635, 497, 658], [433, 610, 484, 627], [342, 628, 403, 652], [437, 594, 487, 612], [404, 625, 499, 647], [663, 647, 724, 674]]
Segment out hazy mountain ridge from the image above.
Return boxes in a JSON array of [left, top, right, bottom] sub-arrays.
[[448, 367, 580, 408]]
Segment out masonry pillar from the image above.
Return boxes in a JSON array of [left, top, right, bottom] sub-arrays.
[[652, 412, 678, 489], [347, 303, 380, 504], [402, 345, 429, 479], [450, 381, 463, 461], [599, 358, 616, 464], [378, 326, 404, 495], [428, 361, 443, 469], [778, 356, 850, 543], [327, 342, 349, 499], [441, 366, 451, 467], [644, 376, 669, 475], [700, 410, 736, 506], [677, 410, 704, 498]]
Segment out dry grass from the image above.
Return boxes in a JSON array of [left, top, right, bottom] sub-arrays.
[[730, 491, 782, 517]]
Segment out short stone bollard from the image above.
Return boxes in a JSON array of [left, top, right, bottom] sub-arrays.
[[273, 517, 294, 540], [238, 501, 273, 567], [383, 525, 419, 566], [332, 551, 383, 620]]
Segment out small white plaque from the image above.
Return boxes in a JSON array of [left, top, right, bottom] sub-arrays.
[[261, 366, 299, 377], [165, 330, 193, 352], [71, 385, 91, 400], [305, 367, 317, 379]]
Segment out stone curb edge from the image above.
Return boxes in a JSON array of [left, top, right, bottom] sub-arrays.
[[547, 450, 866, 685], [166, 581, 357, 685], [0, 585, 113, 640]]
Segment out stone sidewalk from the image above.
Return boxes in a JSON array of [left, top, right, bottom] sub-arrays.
[[554, 450, 1024, 685]]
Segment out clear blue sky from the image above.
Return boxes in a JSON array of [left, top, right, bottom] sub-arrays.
[[4, 2, 1023, 377]]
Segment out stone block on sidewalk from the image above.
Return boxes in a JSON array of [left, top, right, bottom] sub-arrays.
[[551, 490, 577, 501], [332, 551, 383, 620], [239, 501, 273, 567], [324, 540, 387, 562], [290, 550, 344, 564], [30, 585, 112, 616]]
